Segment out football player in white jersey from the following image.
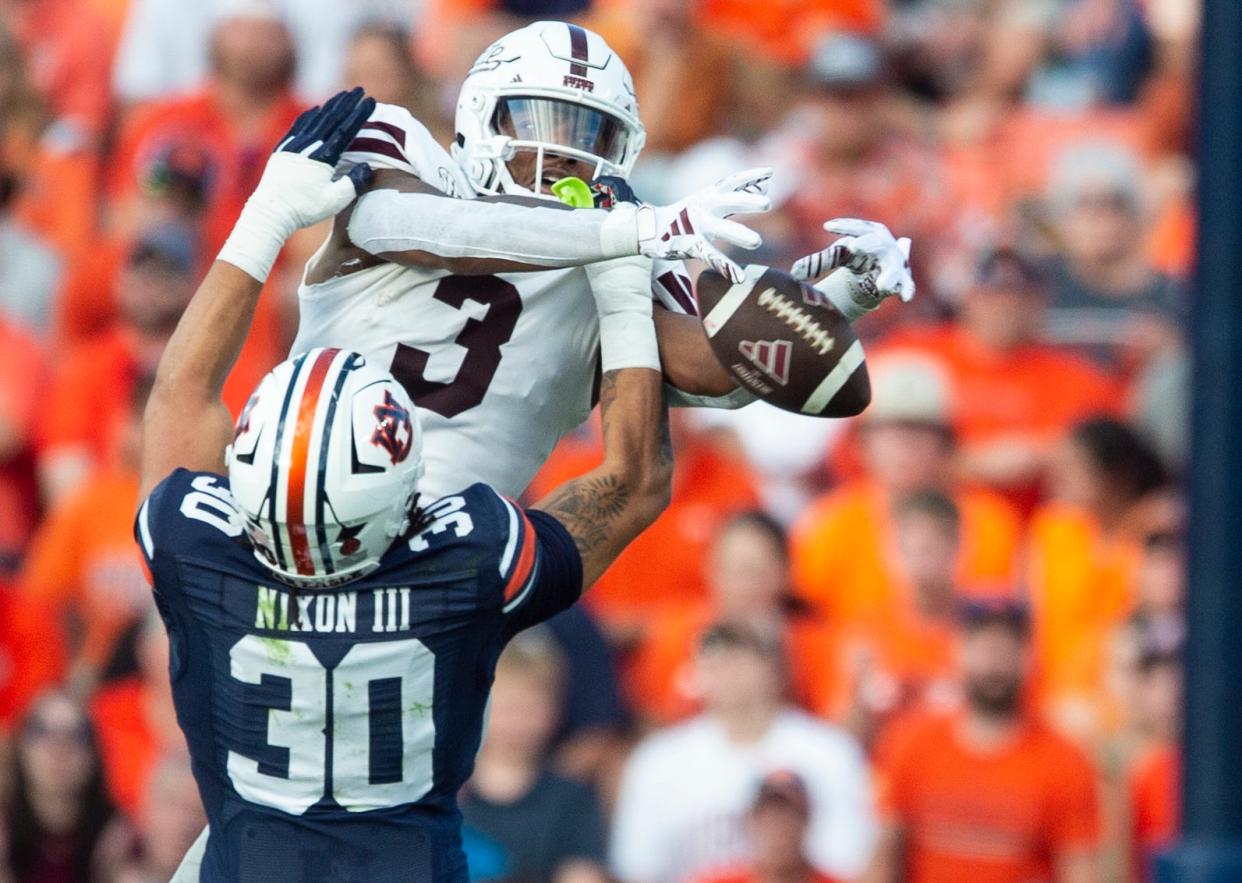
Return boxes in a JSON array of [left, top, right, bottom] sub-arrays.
[[290, 20, 915, 502]]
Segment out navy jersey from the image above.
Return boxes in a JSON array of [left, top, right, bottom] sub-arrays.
[[135, 469, 582, 883]]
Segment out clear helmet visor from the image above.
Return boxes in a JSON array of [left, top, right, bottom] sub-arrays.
[[493, 96, 630, 167]]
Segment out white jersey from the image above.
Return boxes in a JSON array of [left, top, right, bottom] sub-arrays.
[[293, 104, 701, 501], [610, 710, 876, 882]]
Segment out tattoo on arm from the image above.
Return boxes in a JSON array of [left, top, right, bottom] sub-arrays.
[[540, 473, 632, 559]]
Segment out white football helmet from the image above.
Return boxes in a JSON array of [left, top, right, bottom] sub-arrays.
[[453, 20, 646, 198], [227, 348, 425, 589]]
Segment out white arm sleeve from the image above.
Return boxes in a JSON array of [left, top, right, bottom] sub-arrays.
[[666, 384, 757, 410], [346, 189, 643, 266]]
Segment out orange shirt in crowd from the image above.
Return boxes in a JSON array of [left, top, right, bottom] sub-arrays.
[[107, 88, 303, 399], [51, 238, 127, 349], [36, 326, 143, 466], [109, 88, 304, 257], [585, 440, 760, 630], [0, 319, 45, 568], [875, 709, 1102, 883], [626, 601, 840, 723], [830, 590, 961, 722], [0, 587, 64, 728], [92, 676, 185, 819], [791, 480, 1022, 627], [1025, 502, 1143, 724], [878, 326, 1122, 511], [787, 137, 951, 266], [18, 470, 148, 674], [880, 325, 1122, 447], [1130, 743, 1179, 882], [696, 0, 882, 63], [4, 124, 99, 259], [10, 0, 113, 137]]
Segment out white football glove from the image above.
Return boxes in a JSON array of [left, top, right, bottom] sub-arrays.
[[639, 168, 773, 284], [791, 218, 915, 321], [219, 88, 375, 282]]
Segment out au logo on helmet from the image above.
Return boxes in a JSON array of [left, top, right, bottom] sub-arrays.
[[371, 391, 413, 464]]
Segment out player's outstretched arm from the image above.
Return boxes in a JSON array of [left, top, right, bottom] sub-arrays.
[[532, 255, 672, 589], [344, 168, 772, 283], [138, 89, 376, 503]]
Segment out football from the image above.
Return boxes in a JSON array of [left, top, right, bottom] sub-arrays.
[[695, 265, 871, 417]]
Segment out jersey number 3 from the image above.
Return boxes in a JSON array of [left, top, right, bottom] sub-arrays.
[[226, 636, 436, 815], [390, 276, 522, 418]]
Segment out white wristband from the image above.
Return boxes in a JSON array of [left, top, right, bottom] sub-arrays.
[[586, 254, 660, 372], [598, 312, 660, 373], [217, 199, 295, 284], [814, 267, 881, 323]]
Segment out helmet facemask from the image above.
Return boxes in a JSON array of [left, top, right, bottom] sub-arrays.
[[490, 96, 632, 198]]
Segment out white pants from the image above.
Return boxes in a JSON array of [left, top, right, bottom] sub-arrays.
[[170, 827, 209, 882]]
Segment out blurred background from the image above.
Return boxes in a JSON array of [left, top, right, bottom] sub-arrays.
[[0, 0, 1198, 880]]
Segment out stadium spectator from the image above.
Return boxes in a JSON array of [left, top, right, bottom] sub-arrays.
[[882, 247, 1122, 509], [691, 771, 841, 883], [112, 0, 413, 107], [0, 691, 121, 881], [36, 230, 195, 503], [834, 489, 966, 743], [414, 0, 594, 80], [617, 0, 759, 153], [791, 354, 1022, 635], [0, 0, 112, 139], [90, 613, 185, 821], [693, 0, 883, 66], [866, 598, 1102, 883], [541, 606, 631, 787], [1127, 634, 1181, 883], [1027, 417, 1171, 738], [0, 316, 44, 579], [21, 377, 153, 693], [55, 139, 214, 349], [461, 630, 609, 883], [779, 33, 955, 312], [0, 25, 89, 284], [0, 589, 63, 730], [105, 751, 207, 883], [611, 623, 874, 883], [1043, 140, 1183, 379], [109, 6, 302, 259], [342, 24, 451, 146], [1131, 525, 1185, 645], [627, 510, 838, 724]]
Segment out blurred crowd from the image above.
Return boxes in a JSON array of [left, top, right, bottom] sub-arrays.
[[0, 0, 1197, 881]]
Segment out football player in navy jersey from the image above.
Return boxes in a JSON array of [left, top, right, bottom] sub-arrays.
[[135, 89, 671, 883]]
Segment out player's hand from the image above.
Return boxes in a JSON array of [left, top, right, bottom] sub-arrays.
[[639, 168, 773, 284], [250, 87, 377, 236], [793, 218, 916, 308]]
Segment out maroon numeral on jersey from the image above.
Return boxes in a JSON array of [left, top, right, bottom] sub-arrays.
[[389, 275, 523, 418]]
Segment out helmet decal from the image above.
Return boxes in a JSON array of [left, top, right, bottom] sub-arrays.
[[371, 390, 414, 465]]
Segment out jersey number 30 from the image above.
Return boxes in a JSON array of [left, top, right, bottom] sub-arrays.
[[226, 636, 436, 815], [390, 275, 522, 418]]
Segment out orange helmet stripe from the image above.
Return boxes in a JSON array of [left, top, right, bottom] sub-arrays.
[[287, 348, 340, 576]]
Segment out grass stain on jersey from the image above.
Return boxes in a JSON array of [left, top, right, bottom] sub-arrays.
[[262, 636, 292, 667]]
